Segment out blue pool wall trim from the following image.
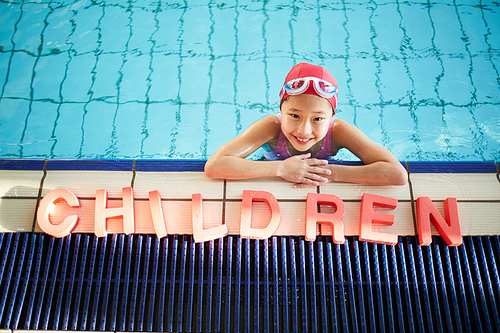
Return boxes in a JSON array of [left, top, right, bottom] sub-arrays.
[[1, 158, 499, 173]]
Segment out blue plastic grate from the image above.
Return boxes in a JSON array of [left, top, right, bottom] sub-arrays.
[[0, 233, 499, 332]]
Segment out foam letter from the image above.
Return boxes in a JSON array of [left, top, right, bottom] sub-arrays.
[[37, 189, 80, 238], [417, 197, 462, 246], [192, 193, 228, 242], [359, 193, 398, 245], [305, 193, 345, 243], [240, 190, 280, 239], [149, 190, 167, 238], [95, 187, 135, 237]]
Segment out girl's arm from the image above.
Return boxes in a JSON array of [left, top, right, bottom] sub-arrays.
[[323, 119, 408, 186], [205, 115, 332, 185]]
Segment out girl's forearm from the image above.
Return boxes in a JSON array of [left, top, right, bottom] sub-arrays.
[[327, 161, 408, 186], [205, 156, 281, 180]]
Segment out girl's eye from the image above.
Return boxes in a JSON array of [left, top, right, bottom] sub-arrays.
[[290, 114, 300, 119], [314, 117, 323, 121]]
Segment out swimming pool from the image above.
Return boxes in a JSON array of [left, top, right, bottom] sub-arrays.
[[0, 0, 498, 161]]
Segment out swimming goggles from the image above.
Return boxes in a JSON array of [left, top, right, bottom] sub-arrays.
[[280, 76, 338, 100]]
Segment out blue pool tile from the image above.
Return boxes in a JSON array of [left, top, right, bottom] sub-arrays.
[[61, 53, 95, 103], [135, 159, 206, 172], [33, 53, 71, 102], [80, 101, 118, 158], [119, 54, 151, 103], [148, 53, 180, 103], [0, 98, 30, 156], [2, 52, 35, 99], [179, 57, 212, 104], [114, 102, 146, 158], [41, 8, 74, 55], [0, 159, 45, 170], [88, 53, 120, 103], [45, 159, 134, 171], [50, 103, 85, 159], [20, 101, 59, 158], [408, 161, 497, 173], [439, 58, 475, 106], [11, 3, 50, 55], [66, 4, 101, 55]]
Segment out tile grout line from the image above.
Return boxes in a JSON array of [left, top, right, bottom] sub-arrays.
[[31, 159, 48, 233], [406, 162, 418, 237], [496, 161, 499, 184], [222, 179, 227, 227], [130, 159, 137, 188]]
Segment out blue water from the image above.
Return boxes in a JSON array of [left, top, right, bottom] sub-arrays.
[[0, 0, 499, 161]]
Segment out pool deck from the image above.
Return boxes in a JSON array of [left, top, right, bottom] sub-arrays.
[[0, 159, 499, 237], [0, 159, 499, 332]]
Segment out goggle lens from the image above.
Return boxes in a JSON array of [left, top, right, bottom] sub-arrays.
[[282, 77, 337, 99]]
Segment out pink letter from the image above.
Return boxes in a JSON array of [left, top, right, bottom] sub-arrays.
[[305, 193, 345, 243], [192, 193, 228, 243], [417, 197, 462, 246], [240, 190, 280, 239], [37, 189, 80, 238], [359, 193, 398, 245], [149, 190, 167, 238], [95, 187, 135, 237]]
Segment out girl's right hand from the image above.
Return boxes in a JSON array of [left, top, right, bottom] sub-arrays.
[[277, 154, 332, 187]]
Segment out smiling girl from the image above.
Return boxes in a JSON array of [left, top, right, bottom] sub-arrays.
[[205, 63, 408, 188]]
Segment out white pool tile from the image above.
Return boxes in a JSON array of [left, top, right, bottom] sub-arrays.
[[226, 177, 314, 200], [42, 171, 134, 198], [319, 181, 412, 200], [444, 202, 500, 236], [0, 170, 43, 197], [133, 172, 224, 200], [410, 173, 500, 200], [0, 198, 36, 232]]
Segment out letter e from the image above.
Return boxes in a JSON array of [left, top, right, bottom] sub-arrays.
[[359, 193, 398, 245]]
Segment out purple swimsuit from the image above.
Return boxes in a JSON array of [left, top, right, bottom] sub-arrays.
[[263, 114, 337, 160]]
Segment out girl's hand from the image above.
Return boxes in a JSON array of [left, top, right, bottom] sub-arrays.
[[277, 154, 332, 187]]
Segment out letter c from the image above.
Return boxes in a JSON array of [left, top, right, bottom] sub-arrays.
[[37, 189, 80, 238]]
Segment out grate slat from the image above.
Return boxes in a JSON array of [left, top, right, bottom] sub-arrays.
[[0, 233, 499, 332]]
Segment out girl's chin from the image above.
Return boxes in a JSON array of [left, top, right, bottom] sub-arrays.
[[291, 143, 316, 153]]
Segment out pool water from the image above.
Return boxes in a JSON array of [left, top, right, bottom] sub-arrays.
[[0, 0, 499, 161]]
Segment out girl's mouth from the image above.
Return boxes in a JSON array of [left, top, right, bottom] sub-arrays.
[[294, 136, 313, 144]]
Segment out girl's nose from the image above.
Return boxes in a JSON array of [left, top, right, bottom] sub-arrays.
[[297, 121, 312, 135]]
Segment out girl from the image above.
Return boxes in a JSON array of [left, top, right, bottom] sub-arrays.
[[205, 63, 407, 188]]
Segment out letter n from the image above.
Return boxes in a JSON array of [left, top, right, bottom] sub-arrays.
[[305, 193, 345, 243], [95, 187, 135, 237], [417, 197, 462, 246]]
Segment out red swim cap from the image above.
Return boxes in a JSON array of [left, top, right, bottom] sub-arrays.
[[279, 63, 338, 113]]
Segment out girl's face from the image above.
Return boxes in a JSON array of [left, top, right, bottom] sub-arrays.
[[280, 94, 334, 152]]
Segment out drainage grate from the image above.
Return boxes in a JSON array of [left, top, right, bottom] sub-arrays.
[[0, 233, 499, 332]]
